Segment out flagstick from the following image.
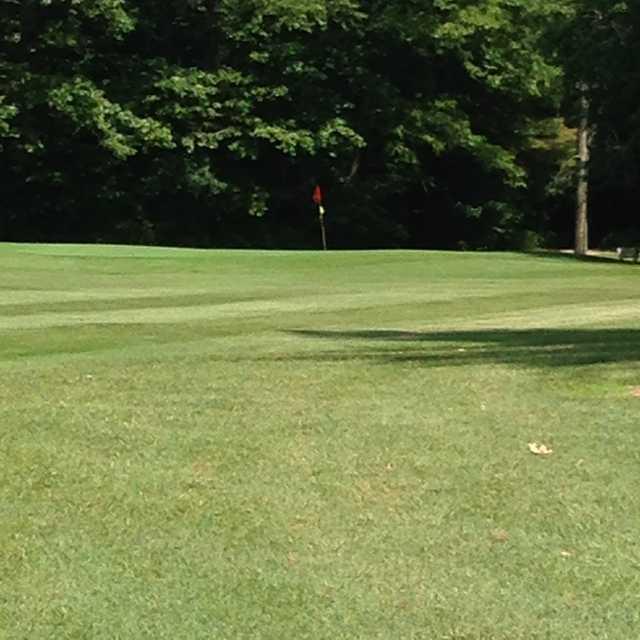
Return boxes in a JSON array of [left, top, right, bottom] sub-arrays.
[[318, 205, 327, 250], [312, 185, 327, 250]]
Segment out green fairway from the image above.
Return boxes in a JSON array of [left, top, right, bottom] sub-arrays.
[[2, 243, 639, 639]]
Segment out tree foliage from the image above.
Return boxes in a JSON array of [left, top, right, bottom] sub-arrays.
[[0, 0, 633, 248]]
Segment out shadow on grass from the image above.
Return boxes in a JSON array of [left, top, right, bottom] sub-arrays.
[[289, 328, 640, 368]]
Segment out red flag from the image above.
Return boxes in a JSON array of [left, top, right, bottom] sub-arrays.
[[312, 185, 323, 205]]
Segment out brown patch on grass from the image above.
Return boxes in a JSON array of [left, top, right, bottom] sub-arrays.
[[352, 476, 407, 511], [490, 529, 509, 543], [192, 460, 212, 473], [187, 460, 216, 489]]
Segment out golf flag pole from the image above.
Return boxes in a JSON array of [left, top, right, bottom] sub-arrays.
[[313, 185, 327, 251]]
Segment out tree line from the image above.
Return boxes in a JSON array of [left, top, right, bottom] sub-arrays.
[[1, 0, 639, 250]]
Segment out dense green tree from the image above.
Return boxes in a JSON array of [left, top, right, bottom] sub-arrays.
[[0, 0, 591, 248], [324, 0, 567, 248], [558, 0, 640, 250]]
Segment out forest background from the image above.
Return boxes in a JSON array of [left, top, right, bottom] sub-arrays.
[[2, 0, 639, 251]]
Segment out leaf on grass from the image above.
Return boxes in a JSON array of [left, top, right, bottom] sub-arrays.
[[528, 442, 553, 456], [631, 387, 640, 398]]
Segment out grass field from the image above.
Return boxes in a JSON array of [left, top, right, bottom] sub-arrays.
[[2, 243, 640, 639]]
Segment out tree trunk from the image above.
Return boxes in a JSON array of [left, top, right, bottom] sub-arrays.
[[575, 92, 590, 256], [345, 150, 361, 182]]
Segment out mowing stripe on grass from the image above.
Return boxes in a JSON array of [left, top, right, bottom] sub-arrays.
[[2, 245, 640, 640]]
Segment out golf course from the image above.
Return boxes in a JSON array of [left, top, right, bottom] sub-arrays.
[[2, 243, 639, 639]]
